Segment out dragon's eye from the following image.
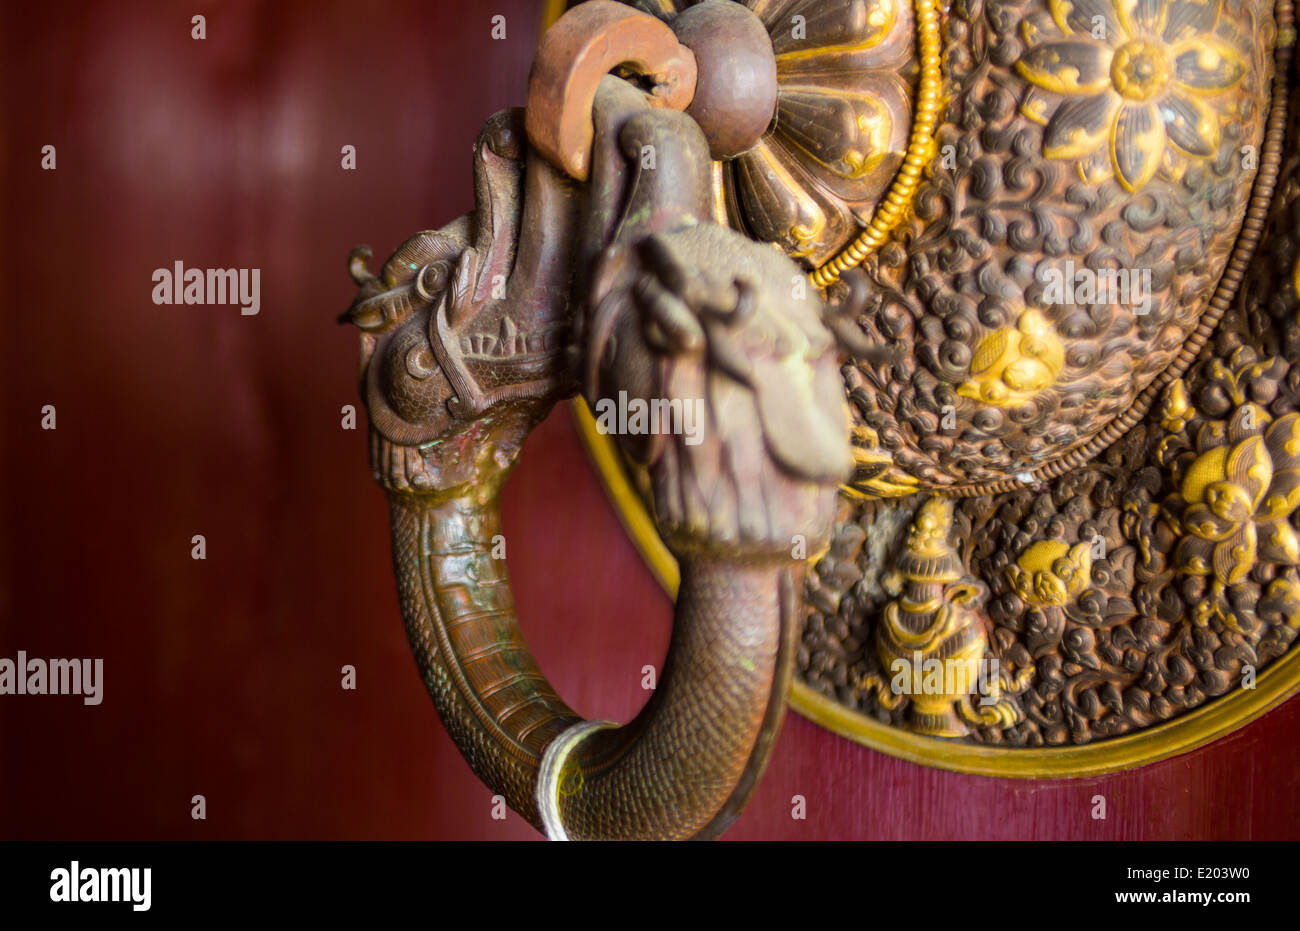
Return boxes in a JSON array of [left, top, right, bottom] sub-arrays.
[[417, 261, 451, 301]]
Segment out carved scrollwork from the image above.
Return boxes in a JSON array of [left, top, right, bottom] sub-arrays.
[[833, 0, 1274, 491], [801, 28, 1300, 745], [577, 0, 1300, 766]]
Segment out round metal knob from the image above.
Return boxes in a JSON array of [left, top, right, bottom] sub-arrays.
[[672, 0, 778, 160]]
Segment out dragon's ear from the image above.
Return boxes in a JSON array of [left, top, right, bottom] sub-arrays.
[[822, 269, 898, 363]]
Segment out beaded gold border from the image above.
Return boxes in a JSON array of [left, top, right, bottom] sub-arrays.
[[810, 0, 945, 288], [542, 0, 943, 290]]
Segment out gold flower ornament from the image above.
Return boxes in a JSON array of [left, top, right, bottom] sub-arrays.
[[1176, 412, 1300, 586], [1015, 0, 1248, 191]]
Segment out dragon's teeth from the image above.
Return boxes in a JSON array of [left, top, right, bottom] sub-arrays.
[[501, 317, 517, 355]]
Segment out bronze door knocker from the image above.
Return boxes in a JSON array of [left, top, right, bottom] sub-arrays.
[[342, 0, 1300, 838]]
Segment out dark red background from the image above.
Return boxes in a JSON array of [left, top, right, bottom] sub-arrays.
[[2, 0, 1297, 840]]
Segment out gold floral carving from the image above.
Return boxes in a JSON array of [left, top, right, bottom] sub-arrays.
[[580, 0, 1294, 776], [1159, 350, 1300, 626], [1160, 377, 1193, 432], [844, 425, 920, 498], [1016, 0, 1248, 191]]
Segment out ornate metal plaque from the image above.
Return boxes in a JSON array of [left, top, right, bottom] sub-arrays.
[[344, 0, 1300, 840], [576, 0, 1300, 777]]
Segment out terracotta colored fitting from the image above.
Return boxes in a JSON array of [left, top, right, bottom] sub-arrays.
[[526, 0, 697, 181]]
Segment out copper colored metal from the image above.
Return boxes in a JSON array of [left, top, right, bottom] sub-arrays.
[[344, 82, 852, 839], [670, 0, 778, 160], [525, 0, 697, 181], [343, 0, 1300, 833], [804, 0, 1300, 753]]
